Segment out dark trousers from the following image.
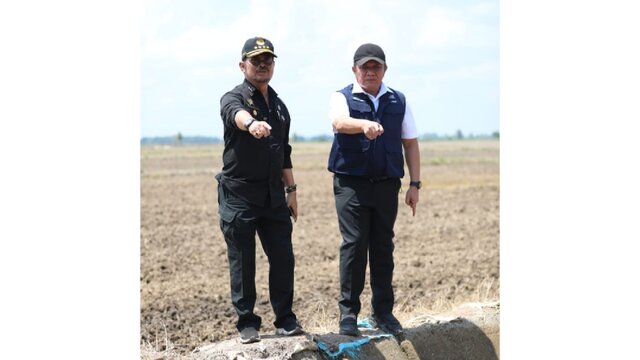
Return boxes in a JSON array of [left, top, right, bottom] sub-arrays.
[[333, 174, 401, 317], [217, 183, 297, 331]]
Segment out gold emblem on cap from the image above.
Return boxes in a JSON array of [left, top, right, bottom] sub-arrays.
[[256, 38, 265, 46]]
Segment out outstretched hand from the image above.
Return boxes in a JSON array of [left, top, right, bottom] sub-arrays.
[[249, 121, 272, 139], [363, 121, 384, 140]]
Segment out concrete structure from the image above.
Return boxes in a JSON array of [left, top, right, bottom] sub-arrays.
[[192, 302, 499, 360]]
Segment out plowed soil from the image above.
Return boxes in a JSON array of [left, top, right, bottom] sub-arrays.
[[140, 140, 499, 355]]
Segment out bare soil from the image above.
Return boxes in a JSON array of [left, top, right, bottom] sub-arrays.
[[140, 140, 499, 356]]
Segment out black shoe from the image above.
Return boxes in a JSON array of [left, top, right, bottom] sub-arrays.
[[339, 314, 360, 336], [239, 327, 260, 344], [370, 313, 403, 336], [275, 321, 304, 336]]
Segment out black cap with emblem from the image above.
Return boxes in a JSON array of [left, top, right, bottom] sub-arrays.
[[241, 37, 278, 60]]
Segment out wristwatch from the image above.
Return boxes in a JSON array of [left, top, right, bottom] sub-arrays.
[[409, 180, 422, 190], [243, 117, 256, 130]]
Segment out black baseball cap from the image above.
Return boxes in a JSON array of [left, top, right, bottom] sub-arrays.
[[353, 43, 386, 66], [241, 37, 277, 60]]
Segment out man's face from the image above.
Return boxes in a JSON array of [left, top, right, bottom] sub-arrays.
[[240, 53, 275, 85], [352, 60, 386, 95]]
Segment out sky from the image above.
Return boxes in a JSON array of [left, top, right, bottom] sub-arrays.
[[141, 0, 499, 138]]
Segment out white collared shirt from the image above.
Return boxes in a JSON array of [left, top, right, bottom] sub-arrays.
[[329, 82, 418, 139]]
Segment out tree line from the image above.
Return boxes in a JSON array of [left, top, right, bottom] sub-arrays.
[[141, 130, 499, 145]]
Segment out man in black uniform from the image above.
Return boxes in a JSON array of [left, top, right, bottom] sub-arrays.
[[217, 36, 303, 344], [328, 43, 422, 337]]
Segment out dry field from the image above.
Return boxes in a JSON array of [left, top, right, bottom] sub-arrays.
[[140, 140, 499, 356]]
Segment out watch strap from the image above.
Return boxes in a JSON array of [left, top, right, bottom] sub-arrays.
[[243, 118, 255, 130]]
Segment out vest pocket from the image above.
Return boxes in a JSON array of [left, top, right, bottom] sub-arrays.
[[337, 134, 370, 151], [385, 150, 405, 178], [333, 149, 367, 175]]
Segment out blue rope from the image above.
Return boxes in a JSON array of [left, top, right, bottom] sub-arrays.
[[316, 333, 393, 359]]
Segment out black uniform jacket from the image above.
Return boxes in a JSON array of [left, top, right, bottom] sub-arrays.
[[218, 79, 293, 208]]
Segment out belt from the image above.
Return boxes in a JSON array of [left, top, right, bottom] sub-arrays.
[[368, 176, 390, 183], [335, 174, 394, 183]]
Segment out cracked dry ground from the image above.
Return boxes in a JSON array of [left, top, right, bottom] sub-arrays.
[[140, 140, 499, 355]]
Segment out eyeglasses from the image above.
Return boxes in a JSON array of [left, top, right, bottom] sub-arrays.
[[246, 56, 274, 66]]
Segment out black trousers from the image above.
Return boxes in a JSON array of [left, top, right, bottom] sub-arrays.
[[333, 174, 401, 317], [217, 183, 297, 331]]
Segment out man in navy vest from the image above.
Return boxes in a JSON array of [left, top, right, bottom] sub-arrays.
[[328, 43, 421, 336]]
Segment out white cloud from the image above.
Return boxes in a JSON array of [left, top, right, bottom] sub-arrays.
[[142, 0, 293, 64], [429, 61, 498, 81], [144, 25, 230, 62], [141, 0, 499, 137], [248, 0, 294, 38], [417, 6, 466, 47], [467, 1, 498, 16], [142, 0, 493, 64]]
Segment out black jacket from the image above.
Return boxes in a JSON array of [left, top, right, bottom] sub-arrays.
[[217, 79, 293, 208]]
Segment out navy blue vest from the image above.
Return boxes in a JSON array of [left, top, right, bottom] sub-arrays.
[[327, 84, 406, 179]]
